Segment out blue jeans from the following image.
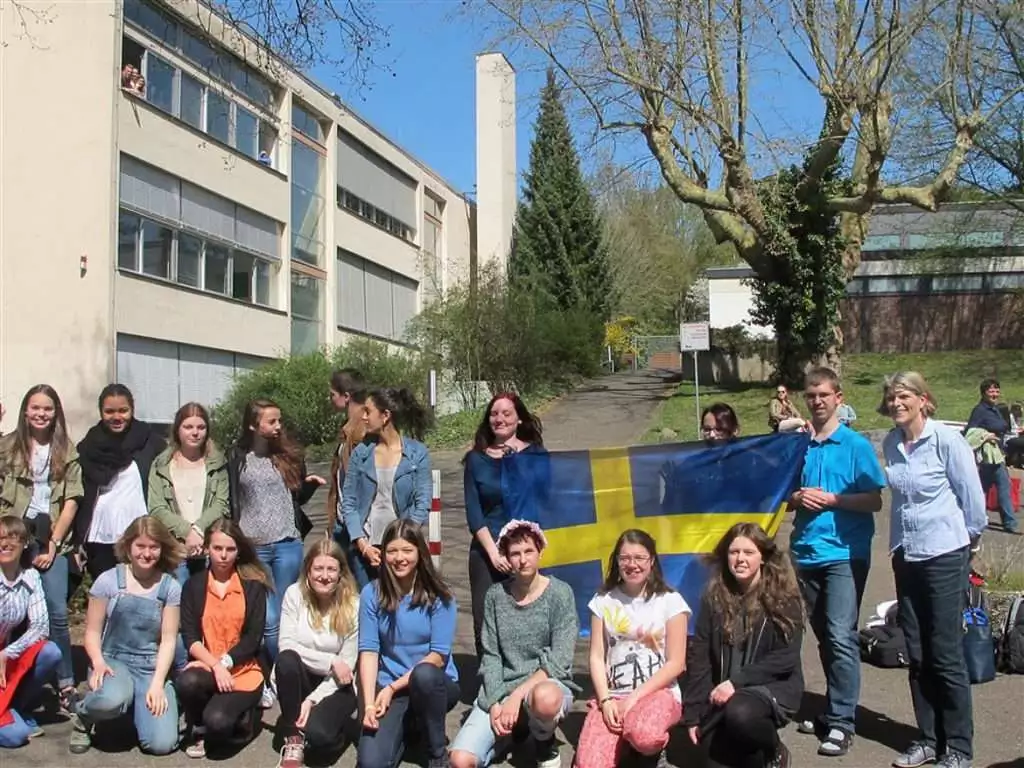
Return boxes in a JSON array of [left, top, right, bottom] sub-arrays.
[[38, 553, 74, 689], [979, 463, 1018, 531], [797, 560, 869, 733], [0, 641, 62, 748], [334, 523, 378, 589], [78, 658, 179, 755], [357, 665, 460, 767], [893, 546, 973, 759], [255, 537, 304, 661]]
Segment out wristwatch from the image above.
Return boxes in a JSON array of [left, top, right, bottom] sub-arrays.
[[220, 654, 233, 670]]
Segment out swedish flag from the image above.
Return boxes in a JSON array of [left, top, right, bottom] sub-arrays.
[[503, 433, 810, 632]]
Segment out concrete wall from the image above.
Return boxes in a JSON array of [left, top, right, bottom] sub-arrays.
[[707, 277, 773, 337], [0, 1, 121, 435]]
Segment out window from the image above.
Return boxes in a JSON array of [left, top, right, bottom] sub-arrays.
[[235, 106, 258, 159], [140, 220, 172, 278], [258, 122, 277, 164], [336, 249, 419, 342], [180, 73, 204, 130], [146, 54, 175, 113], [337, 186, 416, 243], [232, 252, 255, 301], [119, 215, 140, 270], [205, 243, 229, 294], [291, 140, 325, 265], [255, 261, 271, 305], [182, 31, 217, 73], [124, 0, 178, 47], [292, 103, 324, 144], [207, 92, 231, 145], [336, 130, 417, 236], [989, 274, 1024, 291], [290, 273, 322, 354], [177, 233, 201, 287]]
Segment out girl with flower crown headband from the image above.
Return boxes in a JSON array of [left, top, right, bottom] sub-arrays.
[[449, 519, 578, 768]]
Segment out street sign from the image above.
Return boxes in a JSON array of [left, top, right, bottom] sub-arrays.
[[680, 322, 710, 352]]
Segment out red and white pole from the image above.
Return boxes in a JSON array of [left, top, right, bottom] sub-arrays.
[[429, 469, 442, 568]]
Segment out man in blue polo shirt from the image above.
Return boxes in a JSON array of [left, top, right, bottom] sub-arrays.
[[790, 367, 886, 757]]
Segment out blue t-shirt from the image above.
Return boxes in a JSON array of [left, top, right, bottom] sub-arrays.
[[790, 424, 886, 567], [357, 582, 459, 687], [90, 567, 181, 618]]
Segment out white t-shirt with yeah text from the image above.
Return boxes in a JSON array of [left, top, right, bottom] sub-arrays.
[[588, 587, 691, 701]]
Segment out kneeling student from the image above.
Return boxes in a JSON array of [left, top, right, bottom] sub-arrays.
[[449, 520, 579, 768]]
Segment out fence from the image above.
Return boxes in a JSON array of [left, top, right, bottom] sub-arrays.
[[632, 335, 682, 372]]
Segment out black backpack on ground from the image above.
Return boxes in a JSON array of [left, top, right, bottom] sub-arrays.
[[859, 626, 909, 668], [999, 594, 1024, 673]]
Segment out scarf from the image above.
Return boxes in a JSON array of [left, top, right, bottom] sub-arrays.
[[78, 419, 152, 489]]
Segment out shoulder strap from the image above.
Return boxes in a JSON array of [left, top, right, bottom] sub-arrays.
[[116, 564, 127, 591], [155, 573, 171, 604]]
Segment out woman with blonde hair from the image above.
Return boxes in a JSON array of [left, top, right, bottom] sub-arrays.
[[683, 522, 804, 768], [176, 518, 270, 759], [148, 402, 229, 585], [879, 372, 985, 768], [68, 516, 185, 756], [274, 536, 361, 767]]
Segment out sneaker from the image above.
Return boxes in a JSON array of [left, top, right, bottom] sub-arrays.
[[768, 741, 791, 768], [185, 737, 207, 759], [893, 742, 937, 768], [260, 685, 277, 709], [817, 727, 853, 757], [23, 717, 44, 739], [536, 737, 561, 768], [68, 714, 92, 754], [58, 686, 81, 716], [935, 752, 971, 768], [278, 735, 305, 768], [796, 718, 821, 736]]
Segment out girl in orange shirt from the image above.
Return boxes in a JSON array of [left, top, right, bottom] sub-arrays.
[[176, 518, 270, 759]]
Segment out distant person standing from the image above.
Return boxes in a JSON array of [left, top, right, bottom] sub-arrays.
[[836, 402, 857, 427], [966, 378, 1019, 534], [789, 368, 885, 757], [769, 386, 805, 433], [326, 370, 370, 565]]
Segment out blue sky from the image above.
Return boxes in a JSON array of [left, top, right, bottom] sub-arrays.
[[310, 2, 823, 198]]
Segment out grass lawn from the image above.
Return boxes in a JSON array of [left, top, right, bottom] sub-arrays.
[[643, 350, 1024, 442]]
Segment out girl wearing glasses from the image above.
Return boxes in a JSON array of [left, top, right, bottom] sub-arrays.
[[576, 529, 690, 768], [701, 403, 740, 444]]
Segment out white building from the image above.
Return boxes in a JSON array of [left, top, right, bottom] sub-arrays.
[[0, 0, 509, 433]]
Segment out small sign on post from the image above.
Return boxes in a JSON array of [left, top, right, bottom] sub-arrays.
[[680, 322, 711, 438]]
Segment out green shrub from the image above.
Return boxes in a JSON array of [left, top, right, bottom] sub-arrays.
[[211, 339, 431, 450]]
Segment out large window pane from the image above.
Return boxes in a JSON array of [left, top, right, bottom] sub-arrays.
[[292, 104, 323, 143], [177, 233, 201, 287], [232, 252, 254, 301], [290, 273, 321, 354], [204, 243, 229, 294], [207, 92, 231, 145], [124, 0, 177, 46], [140, 220, 172, 278], [235, 107, 258, 159], [255, 260, 271, 305], [118, 213, 140, 271], [291, 141, 322, 191], [146, 54, 175, 114], [182, 31, 216, 71], [180, 73, 204, 130]]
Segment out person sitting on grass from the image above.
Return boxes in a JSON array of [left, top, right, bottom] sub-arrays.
[[68, 516, 184, 756], [449, 520, 578, 768]]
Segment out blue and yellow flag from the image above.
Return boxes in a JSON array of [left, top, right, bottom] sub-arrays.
[[503, 433, 810, 632]]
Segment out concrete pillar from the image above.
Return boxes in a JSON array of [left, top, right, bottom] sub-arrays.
[[475, 52, 516, 272]]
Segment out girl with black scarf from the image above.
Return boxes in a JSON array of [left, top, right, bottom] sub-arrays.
[[75, 384, 165, 580]]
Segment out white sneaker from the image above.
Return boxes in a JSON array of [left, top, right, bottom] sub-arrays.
[[260, 685, 276, 709]]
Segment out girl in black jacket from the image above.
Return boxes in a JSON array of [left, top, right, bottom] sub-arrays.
[[683, 522, 804, 768]]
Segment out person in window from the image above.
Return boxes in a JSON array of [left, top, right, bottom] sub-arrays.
[[176, 518, 270, 760], [768, 386, 805, 433], [356, 518, 458, 768], [274, 537, 360, 768], [965, 377, 1019, 534], [0, 385, 83, 714], [575, 529, 688, 768], [449, 520, 578, 768], [258, 151, 272, 166], [463, 393, 546, 656], [68, 516, 184, 756], [0, 516, 61, 749], [148, 402, 230, 585], [880, 372, 986, 768], [227, 399, 324, 684], [76, 384, 165, 582], [341, 388, 432, 589], [327, 370, 370, 568], [683, 522, 804, 768]]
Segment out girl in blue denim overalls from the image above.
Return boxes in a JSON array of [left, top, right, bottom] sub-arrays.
[[68, 515, 184, 755]]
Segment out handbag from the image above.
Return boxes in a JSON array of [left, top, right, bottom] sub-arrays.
[[963, 585, 996, 684]]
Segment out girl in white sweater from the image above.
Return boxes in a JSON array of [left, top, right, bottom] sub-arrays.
[[274, 537, 360, 768]]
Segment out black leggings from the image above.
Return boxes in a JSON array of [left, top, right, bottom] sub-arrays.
[[705, 690, 781, 768], [274, 650, 357, 750], [176, 668, 263, 741], [85, 543, 118, 582], [468, 546, 508, 656]]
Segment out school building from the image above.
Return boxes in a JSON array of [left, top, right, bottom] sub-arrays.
[[0, 0, 517, 434]]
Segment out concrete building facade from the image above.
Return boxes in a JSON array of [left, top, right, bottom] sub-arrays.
[[0, 0, 482, 433]]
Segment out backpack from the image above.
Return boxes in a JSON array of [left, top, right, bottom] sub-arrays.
[[999, 594, 1024, 673], [859, 626, 909, 668]]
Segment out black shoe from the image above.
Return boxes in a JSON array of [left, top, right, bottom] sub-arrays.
[[817, 727, 853, 757]]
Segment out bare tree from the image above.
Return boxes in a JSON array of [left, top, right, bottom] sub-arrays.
[[474, 0, 1023, 368]]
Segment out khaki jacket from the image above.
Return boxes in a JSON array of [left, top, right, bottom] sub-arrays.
[[0, 433, 84, 532], [147, 445, 230, 539]]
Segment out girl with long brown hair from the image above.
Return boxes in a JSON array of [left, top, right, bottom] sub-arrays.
[[227, 399, 324, 686], [68, 516, 185, 756], [356, 519, 458, 768], [0, 384, 83, 711], [683, 523, 804, 768], [274, 537, 361, 767], [176, 518, 270, 759]]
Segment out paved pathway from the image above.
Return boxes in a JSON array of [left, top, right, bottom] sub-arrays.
[[18, 370, 1024, 767]]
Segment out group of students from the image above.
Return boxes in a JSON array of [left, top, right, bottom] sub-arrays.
[[0, 362, 994, 768]]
